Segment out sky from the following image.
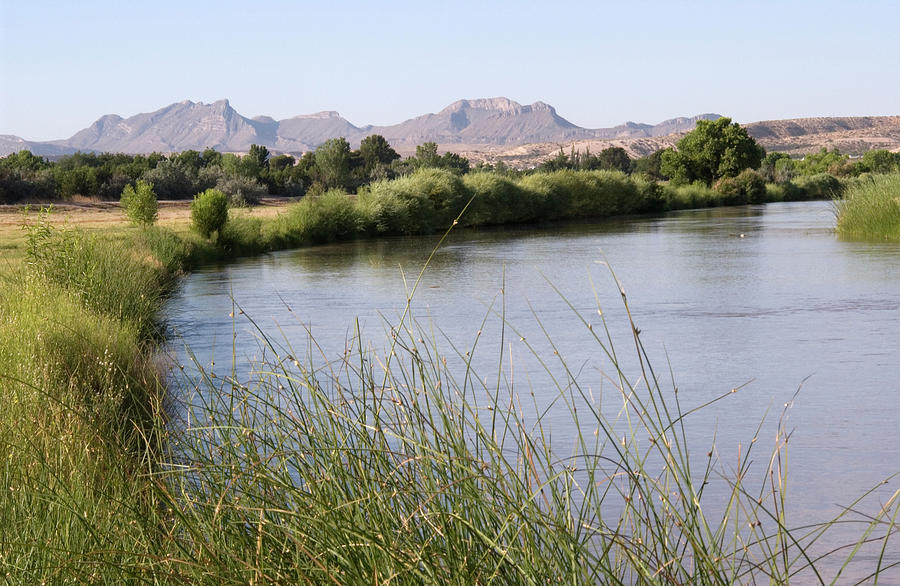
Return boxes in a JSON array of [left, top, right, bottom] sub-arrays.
[[1, 0, 898, 141]]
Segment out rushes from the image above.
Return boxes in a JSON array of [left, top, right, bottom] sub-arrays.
[[155, 271, 900, 583], [3, 206, 899, 582], [836, 173, 900, 240]]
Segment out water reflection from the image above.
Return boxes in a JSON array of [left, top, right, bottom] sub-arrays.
[[164, 201, 900, 581]]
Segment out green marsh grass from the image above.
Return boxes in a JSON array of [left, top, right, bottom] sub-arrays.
[[153, 261, 900, 583], [836, 173, 900, 240], [2, 201, 899, 582]]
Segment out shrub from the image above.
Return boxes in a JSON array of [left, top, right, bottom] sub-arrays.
[[793, 173, 843, 200], [714, 169, 767, 205], [219, 215, 267, 255], [517, 172, 570, 219], [279, 189, 361, 244], [462, 172, 532, 226], [359, 169, 469, 235], [532, 170, 639, 219], [191, 188, 229, 238], [215, 175, 267, 207], [120, 180, 158, 226], [631, 175, 667, 212], [662, 182, 719, 210], [142, 159, 204, 199]]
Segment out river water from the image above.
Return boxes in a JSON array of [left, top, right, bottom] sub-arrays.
[[164, 200, 900, 579]]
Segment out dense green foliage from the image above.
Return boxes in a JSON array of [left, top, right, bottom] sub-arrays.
[[119, 179, 158, 225], [4, 118, 899, 211], [661, 117, 765, 185], [836, 173, 900, 240], [191, 188, 229, 238]]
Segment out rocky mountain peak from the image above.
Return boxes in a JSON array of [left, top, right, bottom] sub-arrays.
[[1, 98, 732, 156], [442, 97, 528, 115]]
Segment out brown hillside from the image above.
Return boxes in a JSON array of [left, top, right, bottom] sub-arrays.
[[460, 116, 900, 168]]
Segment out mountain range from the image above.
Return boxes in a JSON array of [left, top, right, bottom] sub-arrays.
[[0, 98, 721, 157], [2, 98, 898, 162]]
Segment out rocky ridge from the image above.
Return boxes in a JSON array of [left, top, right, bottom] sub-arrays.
[[2, 99, 897, 165]]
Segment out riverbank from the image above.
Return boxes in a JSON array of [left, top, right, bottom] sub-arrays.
[[2, 186, 897, 581]]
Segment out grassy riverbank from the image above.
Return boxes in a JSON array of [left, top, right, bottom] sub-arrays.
[[836, 173, 900, 240], [2, 183, 897, 581]]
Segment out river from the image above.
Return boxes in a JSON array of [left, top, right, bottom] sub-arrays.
[[164, 200, 900, 579]]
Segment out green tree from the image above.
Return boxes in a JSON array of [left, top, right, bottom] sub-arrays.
[[759, 152, 792, 183], [200, 147, 223, 168], [55, 166, 98, 198], [359, 135, 400, 172], [2, 150, 49, 172], [414, 142, 441, 169], [857, 149, 900, 174], [633, 149, 667, 180], [440, 152, 470, 175], [120, 180, 158, 226], [269, 154, 295, 173], [143, 158, 203, 199], [660, 117, 765, 185], [171, 150, 203, 172], [315, 138, 352, 189], [221, 152, 264, 180], [191, 188, 229, 238], [247, 144, 270, 170], [795, 148, 849, 176], [597, 147, 632, 174], [538, 148, 571, 172]]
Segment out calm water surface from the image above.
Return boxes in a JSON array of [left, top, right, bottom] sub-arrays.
[[165, 200, 900, 578]]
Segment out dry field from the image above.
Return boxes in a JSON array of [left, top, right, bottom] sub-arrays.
[[0, 197, 297, 264]]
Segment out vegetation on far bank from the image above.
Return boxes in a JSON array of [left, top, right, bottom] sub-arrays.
[[8, 114, 898, 240], [4, 116, 897, 208]]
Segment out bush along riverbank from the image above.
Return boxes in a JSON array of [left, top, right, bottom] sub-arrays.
[[2, 192, 897, 582], [214, 167, 843, 256], [836, 173, 900, 240]]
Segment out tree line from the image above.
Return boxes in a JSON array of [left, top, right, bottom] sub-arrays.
[[3, 118, 899, 205], [0, 137, 471, 204]]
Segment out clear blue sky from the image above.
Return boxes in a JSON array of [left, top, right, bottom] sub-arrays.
[[1, 0, 898, 141]]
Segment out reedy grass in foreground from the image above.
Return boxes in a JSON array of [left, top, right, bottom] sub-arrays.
[[836, 173, 900, 240], [2, 203, 898, 582], [155, 265, 900, 584]]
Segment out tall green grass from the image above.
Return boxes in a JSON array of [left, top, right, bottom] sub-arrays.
[[0, 230, 169, 581], [3, 202, 899, 582], [836, 173, 900, 240], [150, 263, 900, 583]]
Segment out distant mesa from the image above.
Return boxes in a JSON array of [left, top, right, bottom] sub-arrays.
[[2, 99, 898, 159], [0, 97, 726, 157]]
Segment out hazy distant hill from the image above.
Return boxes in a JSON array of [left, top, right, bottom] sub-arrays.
[[1, 99, 897, 161], [367, 98, 592, 146], [745, 116, 900, 156], [65, 99, 270, 153], [461, 115, 900, 168], [0, 98, 723, 156]]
